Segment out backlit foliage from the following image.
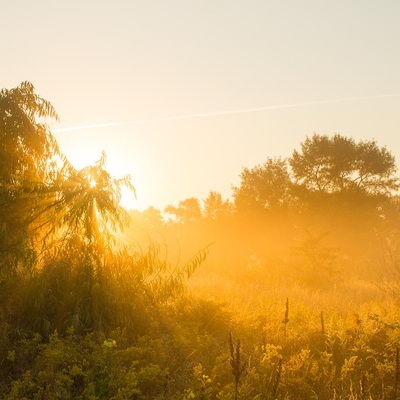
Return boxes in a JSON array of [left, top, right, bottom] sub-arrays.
[[290, 133, 398, 195], [3, 82, 400, 399]]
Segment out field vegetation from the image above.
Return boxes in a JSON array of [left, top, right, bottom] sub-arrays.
[[2, 82, 400, 399]]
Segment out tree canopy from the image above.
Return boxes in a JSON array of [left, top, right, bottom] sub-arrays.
[[165, 197, 203, 223], [232, 134, 398, 217], [233, 158, 292, 212], [290, 134, 398, 195], [203, 191, 234, 220], [0, 82, 62, 268], [0, 81, 59, 187], [0, 82, 134, 267]]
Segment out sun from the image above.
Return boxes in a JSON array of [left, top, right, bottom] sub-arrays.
[[54, 128, 148, 210], [89, 178, 97, 188]]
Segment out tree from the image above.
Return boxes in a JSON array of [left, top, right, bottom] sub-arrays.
[[203, 191, 234, 220], [289, 134, 398, 195], [0, 81, 59, 186], [165, 197, 202, 223], [233, 158, 292, 212], [0, 82, 60, 267], [0, 82, 137, 339], [38, 152, 134, 248], [141, 206, 164, 229], [0, 82, 134, 265]]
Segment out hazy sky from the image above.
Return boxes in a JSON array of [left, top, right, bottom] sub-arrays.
[[3, 1, 400, 210]]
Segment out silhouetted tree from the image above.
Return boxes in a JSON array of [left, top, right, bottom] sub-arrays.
[[41, 152, 134, 248], [289, 134, 398, 195], [141, 206, 164, 228], [0, 81, 59, 186], [203, 191, 234, 220], [165, 197, 202, 223], [0, 82, 60, 268], [0, 82, 134, 264], [233, 158, 292, 212]]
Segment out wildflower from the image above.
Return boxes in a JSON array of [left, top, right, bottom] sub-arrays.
[[103, 338, 117, 348]]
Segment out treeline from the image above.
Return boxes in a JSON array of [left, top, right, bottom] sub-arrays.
[[124, 132, 400, 293], [165, 131, 397, 222], [2, 82, 400, 399]]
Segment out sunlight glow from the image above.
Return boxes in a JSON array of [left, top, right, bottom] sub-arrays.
[[119, 186, 136, 210], [54, 129, 143, 209]]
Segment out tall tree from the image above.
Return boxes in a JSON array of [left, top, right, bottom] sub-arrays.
[[233, 158, 292, 212], [0, 82, 134, 266], [0, 82, 60, 267], [0, 81, 59, 186], [165, 197, 202, 223], [289, 134, 398, 195], [203, 191, 234, 220]]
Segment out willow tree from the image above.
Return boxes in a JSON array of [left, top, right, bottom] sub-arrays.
[[0, 82, 134, 267], [0, 81, 59, 185], [0, 82, 135, 337], [43, 152, 135, 251], [0, 81, 60, 268]]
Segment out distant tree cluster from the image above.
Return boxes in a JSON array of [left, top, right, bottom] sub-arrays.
[[232, 134, 398, 214], [162, 133, 398, 223]]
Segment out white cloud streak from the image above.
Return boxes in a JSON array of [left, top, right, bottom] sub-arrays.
[[52, 93, 400, 133]]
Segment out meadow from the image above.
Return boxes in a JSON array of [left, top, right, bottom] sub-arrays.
[[2, 82, 400, 399]]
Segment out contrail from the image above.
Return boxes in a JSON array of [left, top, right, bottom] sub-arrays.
[[52, 93, 400, 133]]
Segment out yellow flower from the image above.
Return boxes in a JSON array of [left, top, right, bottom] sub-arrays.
[[103, 338, 117, 348]]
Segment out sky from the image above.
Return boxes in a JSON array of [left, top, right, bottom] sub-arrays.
[[2, 1, 400, 210]]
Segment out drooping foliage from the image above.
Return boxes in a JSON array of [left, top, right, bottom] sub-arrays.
[[0, 82, 204, 346], [0, 82, 61, 270], [36, 152, 135, 250], [0, 82, 138, 268], [0, 81, 59, 186]]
